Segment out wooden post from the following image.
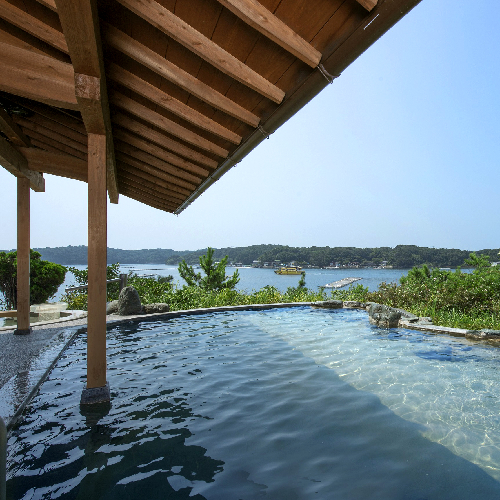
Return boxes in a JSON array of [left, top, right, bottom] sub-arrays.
[[83, 133, 109, 400], [15, 176, 31, 335]]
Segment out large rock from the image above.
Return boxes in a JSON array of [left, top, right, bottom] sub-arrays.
[[106, 300, 119, 315], [117, 286, 142, 315], [368, 303, 401, 328], [142, 303, 170, 314], [312, 300, 343, 309]]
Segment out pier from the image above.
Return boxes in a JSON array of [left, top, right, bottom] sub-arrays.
[[320, 277, 362, 289]]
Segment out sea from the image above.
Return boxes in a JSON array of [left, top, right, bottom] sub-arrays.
[[55, 265, 409, 302]]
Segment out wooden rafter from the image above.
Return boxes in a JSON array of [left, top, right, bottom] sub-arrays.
[[216, 0, 321, 68], [20, 147, 87, 182], [113, 114, 218, 169], [354, 0, 378, 12], [0, 0, 68, 53], [113, 128, 209, 178], [0, 135, 44, 191], [0, 42, 77, 109], [117, 0, 284, 103], [111, 92, 229, 158], [54, 0, 118, 203], [108, 64, 241, 144], [30, 136, 87, 161], [0, 106, 31, 147], [115, 151, 197, 191], [104, 25, 260, 127], [35, 0, 57, 12], [116, 141, 203, 185]]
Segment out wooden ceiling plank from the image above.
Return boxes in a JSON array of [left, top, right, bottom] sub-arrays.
[[113, 114, 218, 169], [0, 106, 31, 147], [20, 147, 88, 182], [117, 0, 284, 103], [118, 174, 181, 207], [24, 130, 88, 161], [15, 117, 88, 153], [108, 63, 241, 144], [55, 0, 119, 203], [104, 25, 260, 127], [114, 128, 209, 177], [29, 137, 86, 161], [354, 0, 378, 12], [0, 0, 68, 53], [111, 92, 229, 158], [216, 0, 321, 68], [14, 112, 87, 145], [0, 41, 78, 109], [0, 135, 44, 191], [118, 165, 187, 202], [118, 183, 176, 212], [116, 140, 203, 185], [115, 151, 197, 191], [35, 0, 57, 13]]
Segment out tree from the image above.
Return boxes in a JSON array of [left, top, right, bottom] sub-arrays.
[[0, 250, 66, 310], [178, 247, 240, 291]]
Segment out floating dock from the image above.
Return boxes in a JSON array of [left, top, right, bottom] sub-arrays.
[[320, 277, 362, 289]]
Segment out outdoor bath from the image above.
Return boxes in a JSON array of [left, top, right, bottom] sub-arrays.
[[5, 306, 500, 499]]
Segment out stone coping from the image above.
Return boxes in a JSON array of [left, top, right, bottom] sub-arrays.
[[0, 310, 88, 334]]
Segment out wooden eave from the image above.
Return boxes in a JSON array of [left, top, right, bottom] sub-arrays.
[[0, 0, 421, 212]]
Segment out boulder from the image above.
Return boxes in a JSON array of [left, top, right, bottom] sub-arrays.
[[142, 303, 170, 314], [106, 300, 119, 315], [368, 303, 401, 328], [117, 286, 142, 316], [312, 300, 343, 309], [343, 301, 366, 309]]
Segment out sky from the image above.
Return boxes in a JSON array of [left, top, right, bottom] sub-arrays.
[[1, 0, 499, 252]]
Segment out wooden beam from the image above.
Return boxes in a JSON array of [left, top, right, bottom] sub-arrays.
[[35, 0, 57, 12], [117, 0, 284, 103], [0, 0, 68, 53], [216, 0, 321, 68], [86, 133, 107, 390], [113, 114, 217, 169], [15, 177, 31, 334], [115, 151, 197, 191], [111, 92, 228, 158], [354, 0, 378, 12], [0, 107, 31, 147], [104, 25, 260, 127], [118, 165, 187, 202], [115, 141, 203, 185], [118, 178, 178, 211], [22, 129, 87, 161], [55, 0, 118, 204], [20, 147, 88, 182], [113, 128, 209, 177], [0, 41, 78, 109], [118, 183, 177, 212], [108, 64, 241, 144], [0, 135, 44, 191], [16, 117, 88, 154], [13, 113, 87, 145]]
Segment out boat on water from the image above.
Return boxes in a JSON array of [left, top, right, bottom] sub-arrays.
[[274, 266, 303, 275]]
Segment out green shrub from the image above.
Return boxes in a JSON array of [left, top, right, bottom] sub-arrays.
[[0, 250, 66, 309]]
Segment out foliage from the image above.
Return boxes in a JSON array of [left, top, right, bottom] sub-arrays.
[[329, 283, 370, 302], [61, 263, 174, 310], [366, 254, 500, 330], [178, 247, 240, 291], [0, 250, 66, 310]]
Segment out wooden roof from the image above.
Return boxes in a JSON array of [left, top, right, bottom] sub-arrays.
[[0, 0, 421, 214]]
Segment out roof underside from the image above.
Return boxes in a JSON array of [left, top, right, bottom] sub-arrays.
[[0, 0, 421, 214]]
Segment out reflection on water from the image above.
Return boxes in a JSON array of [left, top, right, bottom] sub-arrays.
[[6, 308, 500, 499]]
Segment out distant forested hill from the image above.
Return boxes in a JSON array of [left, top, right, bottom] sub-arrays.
[[31, 246, 183, 264], [165, 244, 499, 269], [2, 244, 496, 268]]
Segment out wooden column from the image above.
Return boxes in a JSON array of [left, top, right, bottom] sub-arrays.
[[86, 133, 107, 390], [15, 176, 31, 335]]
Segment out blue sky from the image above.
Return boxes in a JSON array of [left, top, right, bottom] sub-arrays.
[[2, 0, 499, 252]]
